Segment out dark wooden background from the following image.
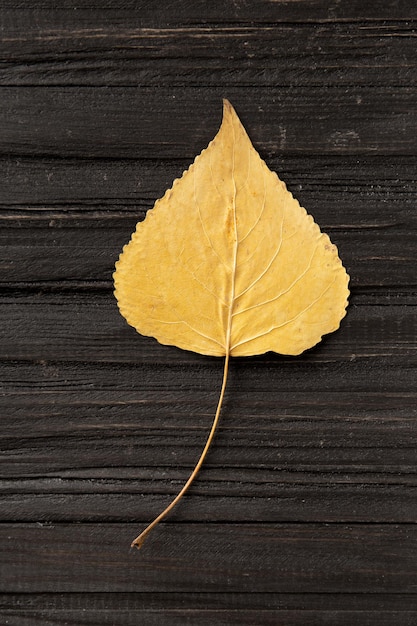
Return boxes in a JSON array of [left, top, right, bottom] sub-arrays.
[[1, 1, 416, 624]]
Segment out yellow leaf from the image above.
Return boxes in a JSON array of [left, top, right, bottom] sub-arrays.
[[115, 100, 349, 358], [114, 101, 349, 549]]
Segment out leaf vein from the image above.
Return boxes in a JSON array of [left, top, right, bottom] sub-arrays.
[[230, 277, 338, 351], [177, 250, 228, 308], [209, 147, 225, 200], [193, 164, 230, 270], [235, 204, 285, 299], [239, 163, 266, 243], [154, 318, 225, 349], [233, 242, 319, 317]]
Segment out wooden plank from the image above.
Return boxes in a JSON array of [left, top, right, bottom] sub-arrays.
[[2, 155, 415, 221], [1, 360, 416, 445], [1, 154, 416, 288], [2, 485, 417, 524], [1, 347, 415, 391], [2, 404, 416, 475], [3, 402, 415, 474], [1, 21, 416, 88], [0, 293, 416, 363], [0, 158, 416, 241], [0, 86, 416, 158], [1, 592, 416, 626], [1, 140, 415, 288], [0, 523, 416, 593], [1, 1, 416, 23], [3, 224, 416, 288]]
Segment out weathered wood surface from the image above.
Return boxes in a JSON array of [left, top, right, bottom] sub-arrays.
[[1, 593, 417, 626], [1, 0, 416, 623], [2, 523, 417, 592], [2, 155, 417, 288]]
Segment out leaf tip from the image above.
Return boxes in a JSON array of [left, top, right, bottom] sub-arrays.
[[222, 98, 235, 119]]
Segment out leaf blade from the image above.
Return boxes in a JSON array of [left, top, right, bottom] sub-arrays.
[[114, 100, 349, 357]]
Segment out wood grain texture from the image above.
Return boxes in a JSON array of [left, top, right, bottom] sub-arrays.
[[1, 523, 417, 593], [1, 0, 416, 623], [1, 294, 417, 362], [2, 86, 417, 158], [1, 593, 417, 626], [2, 155, 417, 289], [2, 21, 417, 89]]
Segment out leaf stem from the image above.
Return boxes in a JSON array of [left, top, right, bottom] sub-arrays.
[[131, 352, 230, 550]]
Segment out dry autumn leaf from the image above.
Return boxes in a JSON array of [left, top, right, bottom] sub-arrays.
[[114, 100, 349, 549]]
